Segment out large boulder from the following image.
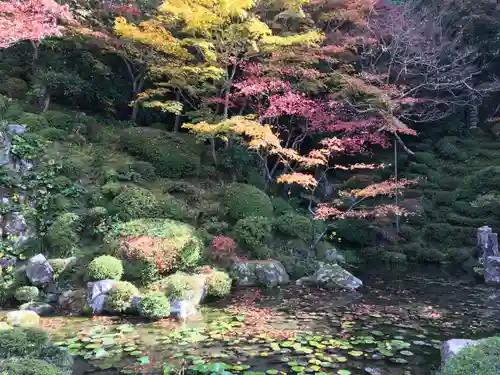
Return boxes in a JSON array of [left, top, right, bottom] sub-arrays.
[[87, 279, 117, 313], [441, 338, 486, 363], [26, 254, 54, 286], [297, 264, 363, 291], [20, 302, 54, 316], [58, 289, 88, 314], [5, 310, 40, 328], [485, 256, 500, 285], [230, 259, 290, 287]]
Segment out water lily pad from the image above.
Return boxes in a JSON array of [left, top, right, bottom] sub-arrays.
[[130, 351, 142, 356], [267, 370, 279, 374], [336, 357, 348, 363], [400, 350, 414, 356], [137, 356, 150, 365], [337, 370, 351, 375], [390, 358, 408, 364], [291, 366, 305, 373], [348, 351, 364, 357]]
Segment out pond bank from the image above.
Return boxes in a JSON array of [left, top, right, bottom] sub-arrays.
[[35, 267, 500, 375]]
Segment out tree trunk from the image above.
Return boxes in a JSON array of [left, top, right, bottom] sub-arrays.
[[174, 89, 181, 132]]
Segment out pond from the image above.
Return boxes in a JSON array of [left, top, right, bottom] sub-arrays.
[[41, 266, 500, 375]]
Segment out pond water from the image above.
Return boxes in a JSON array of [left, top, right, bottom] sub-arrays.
[[41, 266, 500, 375]]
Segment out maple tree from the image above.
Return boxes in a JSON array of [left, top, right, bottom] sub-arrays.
[[184, 0, 418, 235], [0, 0, 72, 50]]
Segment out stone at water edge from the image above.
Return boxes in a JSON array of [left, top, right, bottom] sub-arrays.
[[485, 256, 500, 285], [440, 338, 485, 363], [58, 289, 88, 314], [5, 310, 40, 328], [26, 254, 54, 286], [20, 301, 54, 316], [87, 279, 117, 313], [297, 264, 363, 291], [169, 299, 200, 319], [230, 259, 290, 287]]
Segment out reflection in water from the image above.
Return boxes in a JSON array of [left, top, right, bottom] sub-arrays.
[[42, 266, 499, 375]]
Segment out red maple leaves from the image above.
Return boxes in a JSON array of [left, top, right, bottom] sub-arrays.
[[0, 0, 73, 48]]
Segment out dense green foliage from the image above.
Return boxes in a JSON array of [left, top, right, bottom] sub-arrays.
[[438, 337, 500, 375], [87, 255, 124, 281], [105, 281, 139, 313], [205, 271, 232, 298], [0, 358, 63, 375], [224, 184, 274, 221], [14, 286, 39, 302], [138, 291, 171, 320]]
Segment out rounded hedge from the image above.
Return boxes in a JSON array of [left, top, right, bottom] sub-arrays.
[[233, 216, 273, 250], [105, 281, 139, 313], [438, 336, 500, 375], [120, 128, 200, 179], [0, 358, 63, 375], [274, 212, 313, 241], [205, 271, 232, 298], [160, 273, 199, 300], [87, 255, 123, 281], [138, 292, 171, 320], [224, 183, 273, 221], [106, 219, 203, 280], [112, 185, 165, 220], [14, 286, 39, 303]]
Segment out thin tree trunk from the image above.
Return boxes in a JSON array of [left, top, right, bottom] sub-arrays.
[[174, 89, 181, 132]]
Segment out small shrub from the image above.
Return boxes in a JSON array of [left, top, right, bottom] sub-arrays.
[[17, 113, 49, 132], [233, 216, 273, 250], [437, 336, 500, 375], [271, 197, 295, 215], [100, 182, 123, 198], [205, 271, 231, 298], [159, 273, 203, 300], [0, 327, 49, 358], [43, 110, 75, 130], [0, 77, 29, 99], [44, 213, 81, 257], [87, 255, 123, 281], [0, 358, 63, 375], [138, 291, 170, 320], [274, 212, 314, 241], [120, 128, 200, 179], [414, 151, 437, 167], [112, 186, 164, 220], [224, 183, 273, 220], [48, 258, 74, 283], [209, 236, 236, 261], [14, 286, 39, 303], [105, 281, 139, 313], [131, 161, 156, 180], [36, 127, 67, 141]]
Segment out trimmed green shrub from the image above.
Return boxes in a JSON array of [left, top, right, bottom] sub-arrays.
[[224, 183, 273, 220], [437, 336, 500, 375], [14, 286, 39, 303], [47, 258, 75, 283], [435, 138, 463, 160], [0, 358, 63, 375], [205, 271, 232, 298], [87, 255, 123, 281], [0, 327, 48, 358], [233, 216, 273, 250], [105, 281, 139, 313], [335, 219, 377, 247], [138, 291, 170, 320], [274, 212, 313, 241], [156, 273, 205, 302], [36, 127, 68, 141], [106, 219, 203, 279], [111, 186, 164, 220], [402, 242, 445, 263], [17, 113, 49, 131], [101, 181, 123, 198], [414, 151, 437, 167], [270, 197, 295, 215], [44, 213, 81, 257], [131, 161, 156, 180], [0, 77, 29, 99], [120, 128, 200, 179], [459, 166, 500, 199], [43, 111, 75, 130], [423, 223, 476, 247]]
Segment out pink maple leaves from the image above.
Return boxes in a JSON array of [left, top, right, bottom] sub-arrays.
[[0, 0, 72, 48]]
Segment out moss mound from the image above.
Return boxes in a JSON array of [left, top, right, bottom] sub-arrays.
[[224, 183, 273, 220], [438, 337, 500, 375]]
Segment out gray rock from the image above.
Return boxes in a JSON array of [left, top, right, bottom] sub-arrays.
[[20, 301, 54, 316], [441, 339, 481, 362], [169, 299, 200, 319], [477, 226, 499, 266], [3, 211, 28, 236], [297, 264, 363, 291], [5, 310, 40, 327], [231, 260, 290, 287], [87, 280, 117, 313], [6, 124, 26, 135], [26, 254, 54, 285], [58, 289, 87, 314], [485, 256, 500, 285]]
